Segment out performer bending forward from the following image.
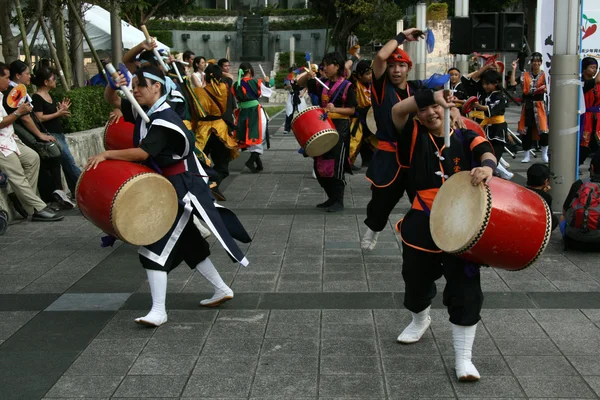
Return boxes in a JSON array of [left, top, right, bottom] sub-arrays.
[[392, 89, 496, 382], [89, 66, 251, 327]]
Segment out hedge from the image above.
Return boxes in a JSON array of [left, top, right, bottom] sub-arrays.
[[148, 30, 174, 48], [147, 20, 236, 31], [269, 16, 325, 31], [279, 51, 311, 70], [182, 8, 239, 16], [260, 8, 311, 16], [427, 3, 448, 21], [274, 71, 288, 88], [52, 86, 113, 133]]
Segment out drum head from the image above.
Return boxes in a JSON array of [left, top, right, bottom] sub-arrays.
[[430, 171, 489, 254], [462, 96, 478, 114], [304, 129, 339, 157], [111, 173, 178, 246], [366, 108, 377, 134]]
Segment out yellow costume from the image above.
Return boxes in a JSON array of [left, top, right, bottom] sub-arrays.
[[349, 80, 376, 164]]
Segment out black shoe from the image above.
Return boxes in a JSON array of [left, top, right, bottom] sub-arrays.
[[52, 190, 75, 210], [245, 160, 258, 173], [326, 202, 344, 213], [316, 198, 335, 208], [255, 155, 263, 171], [8, 193, 28, 218], [211, 186, 227, 201], [32, 207, 64, 222]]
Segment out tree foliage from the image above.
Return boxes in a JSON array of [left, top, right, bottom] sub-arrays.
[[91, 0, 196, 27]]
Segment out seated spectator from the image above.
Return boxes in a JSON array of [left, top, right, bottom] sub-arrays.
[[0, 62, 62, 221], [5, 60, 71, 209], [526, 163, 558, 231], [32, 67, 80, 203], [561, 152, 600, 251]]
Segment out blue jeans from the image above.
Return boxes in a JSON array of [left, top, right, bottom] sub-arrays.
[[50, 133, 81, 194]]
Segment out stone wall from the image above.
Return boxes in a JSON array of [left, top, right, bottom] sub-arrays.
[[0, 127, 105, 221]]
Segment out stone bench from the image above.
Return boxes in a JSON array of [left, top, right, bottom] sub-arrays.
[[0, 126, 105, 221]]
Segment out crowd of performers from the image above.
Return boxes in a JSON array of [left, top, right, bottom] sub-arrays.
[[72, 25, 600, 384]]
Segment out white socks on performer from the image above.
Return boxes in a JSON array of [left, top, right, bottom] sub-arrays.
[[496, 164, 514, 180], [452, 323, 480, 381], [397, 306, 431, 344], [135, 269, 168, 327], [521, 151, 531, 163], [499, 157, 510, 169], [541, 146, 549, 163], [193, 216, 212, 239], [361, 228, 380, 251], [196, 258, 233, 306]]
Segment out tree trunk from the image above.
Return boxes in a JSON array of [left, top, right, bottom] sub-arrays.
[[49, 1, 72, 87], [0, 0, 20, 63], [69, 0, 85, 87]]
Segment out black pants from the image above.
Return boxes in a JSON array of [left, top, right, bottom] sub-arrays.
[[284, 113, 294, 132], [522, 126, 549, 151], [359, 139, 374, 166], [364, 176, 406, 232], [579, 139, 598, 165], [402, 244, 483, 326], [38, 157, 63, 203], [316, 176, 345, 205], [204, 134, 230, 185], [491, 140, 505, 162]]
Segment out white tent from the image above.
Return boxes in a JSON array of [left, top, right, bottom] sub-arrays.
[[3, 4, 170, 54]]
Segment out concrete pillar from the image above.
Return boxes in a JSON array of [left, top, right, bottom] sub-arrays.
[[415, 2, 427, 80], [548, 0, 580, 212], [110, 0, 122, 65], [454, 0, 469, 74], [289, 36, 295, 68]]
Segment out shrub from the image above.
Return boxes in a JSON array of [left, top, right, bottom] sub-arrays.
[[52, 86, 113, 133], [147, 20, 236, 31], [279, 51, 311, 69], [182, 8, 239, 16], [269, 16, 325, 31], [260, 7, 311, 16], [274, 71, 289, 88], [148, 30, 174, 48], [427, 3, 448, 21]]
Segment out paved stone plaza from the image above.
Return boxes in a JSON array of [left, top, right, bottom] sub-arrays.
[[1, 106, 600, 399]]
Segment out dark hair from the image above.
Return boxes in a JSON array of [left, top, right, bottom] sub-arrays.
[[355, 60, 372, 76], [33, 66, 55, 87], [530, 52, 543, 61], [204, 64, 223, 83], [9, 60, 28, 81], [134, 65, 166, 94], [183, 50, 195, 62], [527, 163, 551, 187], [218, 58, 229, 68], [239, 62, 254, 77], [0, 62, 9, 77], [481, 70, 502, 87], [138, 50, 158, 67], [448, 67, 460, 74], [591, 151, 600, 175], [193, 56, 206, 72], [582, 57, 598, 71], [322, 52, 346, 77]]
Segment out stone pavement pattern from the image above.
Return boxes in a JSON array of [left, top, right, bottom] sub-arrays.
[[1, 108, 600, 399]]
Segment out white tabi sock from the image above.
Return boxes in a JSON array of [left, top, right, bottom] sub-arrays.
[[397, 306, 431, 344], [496, 163, 514, 180], [541, 145, 549, 163], [452, 323, 481, 381], [193, 215, 212, 239], [361, 227, 380, 251], [196, 258, 233, 306], [521, 151, 531, 163], [135, 269, 168, 327]]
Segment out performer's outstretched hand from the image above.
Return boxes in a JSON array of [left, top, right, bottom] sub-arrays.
[[86, 152, 107, 170], [470, 166, 493, 186], [403, 28, 425, 41], [108, 109, 123, 125], [433, 90, 455, 109]]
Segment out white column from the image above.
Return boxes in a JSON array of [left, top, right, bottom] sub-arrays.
[[415, 2, 427, 80], [289, 36, 295, 69], [454, 0, 469, 73]]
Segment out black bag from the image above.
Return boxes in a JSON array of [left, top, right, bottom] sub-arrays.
[[12, 123, 61, 159]]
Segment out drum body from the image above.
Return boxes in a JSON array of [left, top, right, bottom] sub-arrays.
[[104, 118, 135, 150], [76, 160, 178, 246], [291, 106, 339, 157], [430, 171, 551, 271], [461, 117, 486, 138]]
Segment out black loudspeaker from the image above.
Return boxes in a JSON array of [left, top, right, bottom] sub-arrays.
[[450, 17, 472, 54], [499, 12, 525, 51], [471, 13, 498, 52]]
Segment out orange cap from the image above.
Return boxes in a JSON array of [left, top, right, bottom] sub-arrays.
[[386, 48, 412, 69]]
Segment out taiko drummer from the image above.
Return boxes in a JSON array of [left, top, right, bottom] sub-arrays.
[[391, 89, 496, 382], [86, 66, 251, 327]]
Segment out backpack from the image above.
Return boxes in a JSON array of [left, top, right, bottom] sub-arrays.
[[565, 178, 600, 243]]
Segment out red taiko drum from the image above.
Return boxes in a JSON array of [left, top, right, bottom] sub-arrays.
[[76, 160, 178, 246], [291, 106, 339, 157], [429, 171, 551, 271], [104, 118, 135, 150], [462, 96, 478, 115], [462, 117, 485, 138]]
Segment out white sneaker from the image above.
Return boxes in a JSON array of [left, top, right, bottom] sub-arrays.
[[361, 228, 380, 251], [200, 288, 234, 307], [397, 306, 431, 344], [521, 152, 531, 163], [53, 190, 74, 209]]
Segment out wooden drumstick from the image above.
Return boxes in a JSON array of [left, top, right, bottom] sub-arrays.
[[443, 81, 451, 148], [259, 64, 267, 80], [105, 63, 150, 124], [140, 25, 170, 74], [303, 67, 329, 90]]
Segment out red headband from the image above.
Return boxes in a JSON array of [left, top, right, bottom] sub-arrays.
[[386, 48, 412, 69]]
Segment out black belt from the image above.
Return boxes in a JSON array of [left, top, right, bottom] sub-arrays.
[[198, 115, 223, 122], [523, 94, 545, 102]]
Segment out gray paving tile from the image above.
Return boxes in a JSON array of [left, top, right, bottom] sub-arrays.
[[494, 338, 562, 356], [182, 374, 252, 397], [382, 355, 446, 375], [322, 323, 376, 340], [201, 336, 263, 356], [584, 375, 600, 397], [451, 376, 525, 398], [567, 355, 600, 375], [151, 322, 212, 341], [321, 338, 378, 357], [268, 310, 321, 325], [45, 293, 131, 311], [128, 353, 198, 375], [265, 323, 320, 338], [251, 373, 317, 397], [210, 321, 267, 338], [386, 373, 454, 398], [65, 353, 137, 376], [504, 355, 578, 376], [320, 356, 382, 375], [261, 338, 319, 356], [140, 337, 205, 356], [114, 375, 188, 398], [0, 311, 38, 340], [45, 375, 122, 398], [322, 309, 374, 325], [517, 376, 596, 398], [256, 354, 318, 374], [165, 309, 218, 323], [319, 374, 385, 397], [193, 354, 259, 375]]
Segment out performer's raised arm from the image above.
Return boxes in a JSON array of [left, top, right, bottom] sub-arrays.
[[374, 28, 423, 80]]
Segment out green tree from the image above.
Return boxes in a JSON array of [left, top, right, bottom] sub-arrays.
[[91, 0, 196, 27], [356, 1, 406, 47]]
